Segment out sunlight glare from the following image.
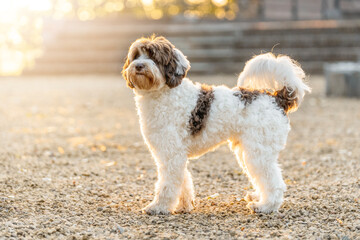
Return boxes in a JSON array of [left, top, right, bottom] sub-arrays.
[[150, 9, 163, 19], [141, 0, 153, 7], [28, 0, 52, 11], [212, 0, 228, 7], [105, 1, 125, 12], [0, 47, 24, 75], [8, 28, 23, 45], [215, 8, 225, 19], [0, 0, 52, 12], [78, 9, 95, 21], [0, 0, 52, 22], [186, 0, 206, 4], [0, 1, 18, 23], [168, 5, 180, 16], [54, 0, 73, 16]]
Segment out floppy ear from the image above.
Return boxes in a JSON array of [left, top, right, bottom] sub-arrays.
[[165, 48, 191, 88], [122, 57, 135, 89]]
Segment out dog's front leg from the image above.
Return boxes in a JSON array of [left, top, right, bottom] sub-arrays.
[[143, 153, 187, 215], [175, 168, 195, 213]]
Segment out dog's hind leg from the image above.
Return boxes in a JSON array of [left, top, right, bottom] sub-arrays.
[[230, 141, 260, 202], [242, 146, 286, 213], [175, 167, 195, 213], [231, 137, 286, 213], [143, 153, 187, 215]]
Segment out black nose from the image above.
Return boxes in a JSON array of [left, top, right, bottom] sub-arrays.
[[135, 63, 145, 71]]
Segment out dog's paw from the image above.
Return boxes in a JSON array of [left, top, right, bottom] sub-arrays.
[[244, 191, 259, 202], [247, 201, 280, 214], [142, 203, 171, 215], [174, 200, 195, 214]]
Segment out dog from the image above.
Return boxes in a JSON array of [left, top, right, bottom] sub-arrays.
[[122, 36, 310, 215]]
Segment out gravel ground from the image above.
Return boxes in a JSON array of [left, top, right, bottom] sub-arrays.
[[0, 75, 359, 239]]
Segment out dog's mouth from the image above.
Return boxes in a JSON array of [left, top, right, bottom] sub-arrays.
[[136, 72, 145, 75]]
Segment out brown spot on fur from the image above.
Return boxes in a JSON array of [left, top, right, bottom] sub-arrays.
[[233, 87, 298, 114], [189, 84, 215, 136], [233, 88, 262, 106], [122, 57, 134, 89], [273, 87, 298, 113]]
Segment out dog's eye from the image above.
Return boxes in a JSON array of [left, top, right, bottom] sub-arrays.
[[133, 53, 139, 60]]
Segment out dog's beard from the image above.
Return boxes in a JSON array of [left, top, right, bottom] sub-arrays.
[[128, 68, 160, 90]]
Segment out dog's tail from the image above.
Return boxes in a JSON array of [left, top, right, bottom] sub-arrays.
[[237, 53, 311, 112]]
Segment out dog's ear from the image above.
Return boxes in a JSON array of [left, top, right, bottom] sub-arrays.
[[165, 48, 191, 88], [122, 56, 135, 89]]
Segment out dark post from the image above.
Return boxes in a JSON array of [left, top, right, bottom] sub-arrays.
[[321, 0, 328, 19], [291, 0, 298, 20], [257, 0, 265, 20], [333, 0, 342, 18]]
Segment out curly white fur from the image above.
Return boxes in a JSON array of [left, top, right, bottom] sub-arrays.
[[123, 38, 310, 215], [238, 53, 311, 107]]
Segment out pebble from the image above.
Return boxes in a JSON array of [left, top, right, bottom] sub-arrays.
[[115, 224, 124, 234]]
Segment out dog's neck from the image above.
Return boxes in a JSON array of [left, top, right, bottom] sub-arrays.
[[133, 87, 169, 99], [133, 78, 197, 113], [133, 84, 174, 116], [133, 78, 187, 99]]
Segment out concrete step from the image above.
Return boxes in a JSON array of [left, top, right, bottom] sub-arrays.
[[24, 62, 121, 75], [36, 50, 126, 64], [236, 34, 360, 48], [50, 23, 237, 40], [44, 35, 237, 52], [25, 19, 360, 75], [25, 60, 325, 75], [35, 47, 360, 64], [47, 19, 360, 36], [44, 32, 360, 53], [243, 26, 360, 36]]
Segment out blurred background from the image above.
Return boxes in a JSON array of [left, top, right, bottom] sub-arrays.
[[1, 0, 360, 76], [1, 2, 360, 238]]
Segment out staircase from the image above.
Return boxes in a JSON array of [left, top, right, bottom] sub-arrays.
[[24, 19, 360, 75]]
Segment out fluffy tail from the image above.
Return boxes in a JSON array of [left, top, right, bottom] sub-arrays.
[[237, 53, 311, 111]]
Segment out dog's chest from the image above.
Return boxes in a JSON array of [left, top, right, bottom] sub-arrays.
[[136, 93, 194, 137]]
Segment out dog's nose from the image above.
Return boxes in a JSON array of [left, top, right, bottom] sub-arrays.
[[135, 63, 145, 71]]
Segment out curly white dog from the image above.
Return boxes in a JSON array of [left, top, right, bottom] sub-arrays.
[[122, 36, 310, 215]]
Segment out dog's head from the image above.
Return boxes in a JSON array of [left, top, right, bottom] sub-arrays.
[[122, 36, 190, 91]]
